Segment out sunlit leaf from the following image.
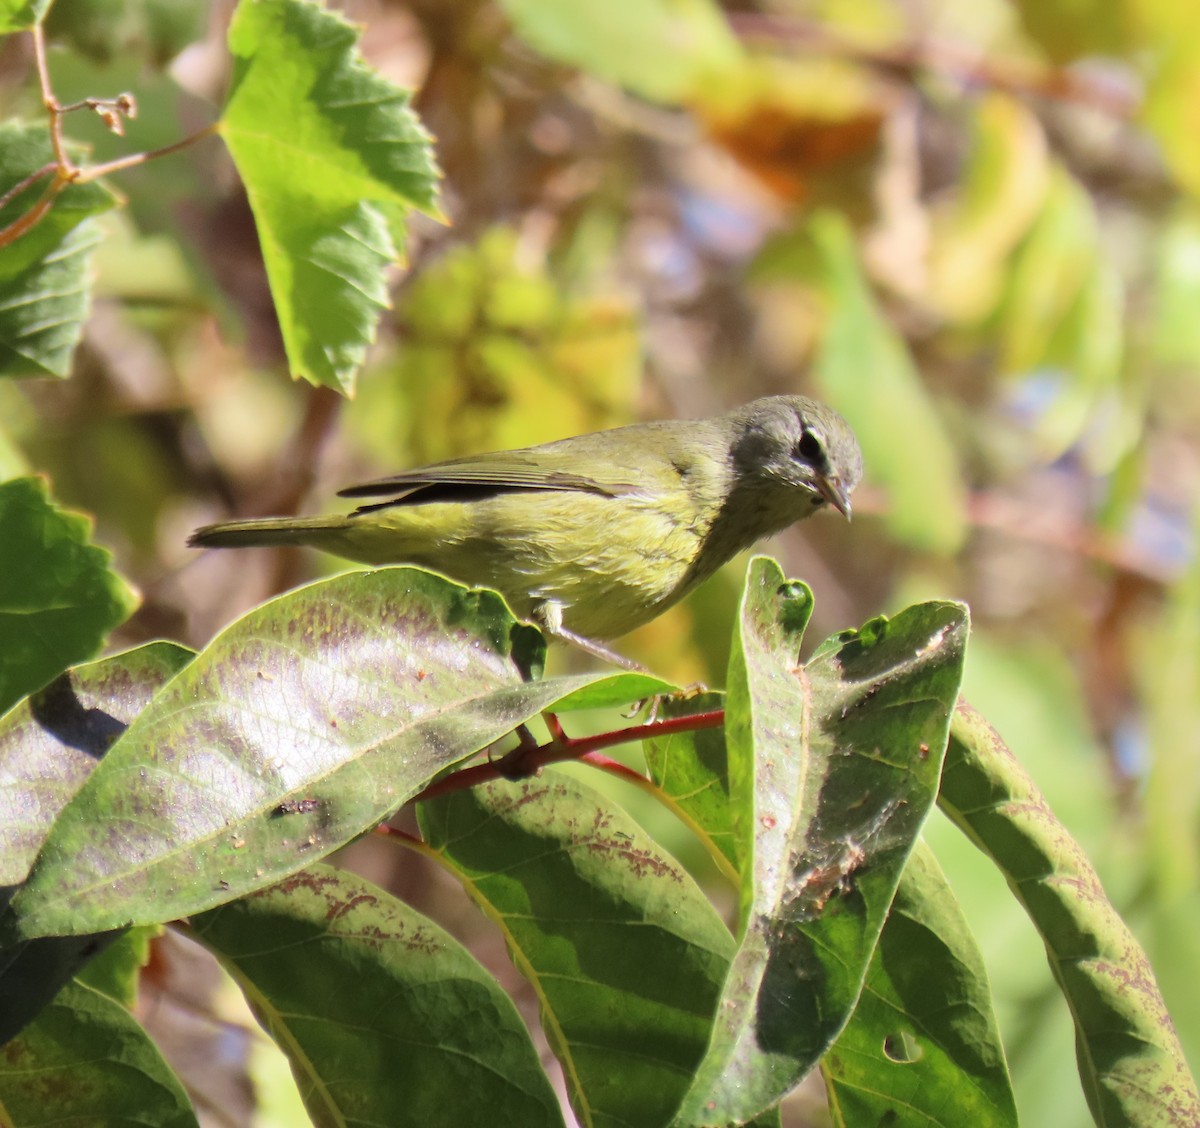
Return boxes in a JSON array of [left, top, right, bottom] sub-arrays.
[[0, 641, 192, 884], [220, 0, 442, 392], [9, 567, 666, 938], [0, 643, 187, 1044], [673, 558, 968, 1125], [941, 703, 1200, 1128], [997, 167, 1096, 377]]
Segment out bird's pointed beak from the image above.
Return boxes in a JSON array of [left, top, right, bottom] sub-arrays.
[[817, 476, 853, 521]]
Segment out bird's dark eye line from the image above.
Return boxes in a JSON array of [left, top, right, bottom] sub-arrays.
[[794, 429, 824, 466]]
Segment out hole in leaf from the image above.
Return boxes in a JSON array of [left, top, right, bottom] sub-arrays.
[[882, 1031, 923, 1063]]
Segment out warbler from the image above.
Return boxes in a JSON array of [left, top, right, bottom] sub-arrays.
[[189, 396, 862, 660]]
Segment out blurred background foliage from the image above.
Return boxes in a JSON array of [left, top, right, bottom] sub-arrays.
[[3, 0, 1199, 1123]]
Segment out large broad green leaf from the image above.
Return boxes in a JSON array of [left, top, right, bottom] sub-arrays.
[[498, 0, 742, 105], [219, 0, 442, 393], [0, 641, 192, 884], [0, 642, 189, 1045], [419, 770, 736, 1128], [0, 476, 138, 716], [809, 211, 967, 553], [9, 566, 666, 938], [0, 124, 118, 378], [192, 864, 565, 1128], [941, 703, 1200, 1128], [0, 979, 197, 1126], [824, 841, 1018, 1127], [673, 557, 969, 1126]]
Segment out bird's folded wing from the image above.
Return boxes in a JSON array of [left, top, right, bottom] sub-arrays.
[[337, 455, 632, 512]]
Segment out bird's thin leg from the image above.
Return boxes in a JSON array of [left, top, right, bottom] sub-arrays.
[[533, 599, 650, 672]]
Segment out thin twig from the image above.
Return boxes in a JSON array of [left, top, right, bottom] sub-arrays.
[[0, 161, 57, 214], [0, 174, 66, 250], [76, 122, 220, 184], [32, 25, 73, 173], [4, 27, 217, 250]]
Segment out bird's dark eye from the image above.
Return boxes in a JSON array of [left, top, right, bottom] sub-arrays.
[[795, 429, 825, 466]]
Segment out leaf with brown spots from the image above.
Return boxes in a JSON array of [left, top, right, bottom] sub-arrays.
[[419, 771, 735, 1128], [191, 864, 564, 1128]]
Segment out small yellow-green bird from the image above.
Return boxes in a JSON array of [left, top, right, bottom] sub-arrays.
[[189, 396, 862, 660]]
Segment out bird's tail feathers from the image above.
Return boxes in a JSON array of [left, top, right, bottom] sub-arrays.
[[187, 515, 350, 550]]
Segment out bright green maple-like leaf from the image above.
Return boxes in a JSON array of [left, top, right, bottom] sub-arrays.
[[0, 477, 138, 716], [0, 123, 117, 378], [220, 0, 442, 394]]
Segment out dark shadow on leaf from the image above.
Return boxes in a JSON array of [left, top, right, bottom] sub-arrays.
[[29, 674, 127, 760]]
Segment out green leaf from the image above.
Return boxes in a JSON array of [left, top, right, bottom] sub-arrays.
[[809, 211, 968, 553], [43, 0, 207, 65], [0, 979, 197, 1127], [0, 123, 118, 377], [192, 865, 566, 1128], [0, 643, 190, 1044], [824, 841, 1018, 1127], [419, 770, 735, 1128], [9, 566, 666, 938], [673, 557, 969, 1125], [643, 690, 739, 875], [219, 0, 442, 393], [941, 703, 1200, 1128], [0, 0, 50, 32], [498, 0, 742, 105], [0, 476, 138, 717], [0, 641, 192, 884]]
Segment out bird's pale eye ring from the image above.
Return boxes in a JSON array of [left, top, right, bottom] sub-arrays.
[[794, 429, 825, 465]]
